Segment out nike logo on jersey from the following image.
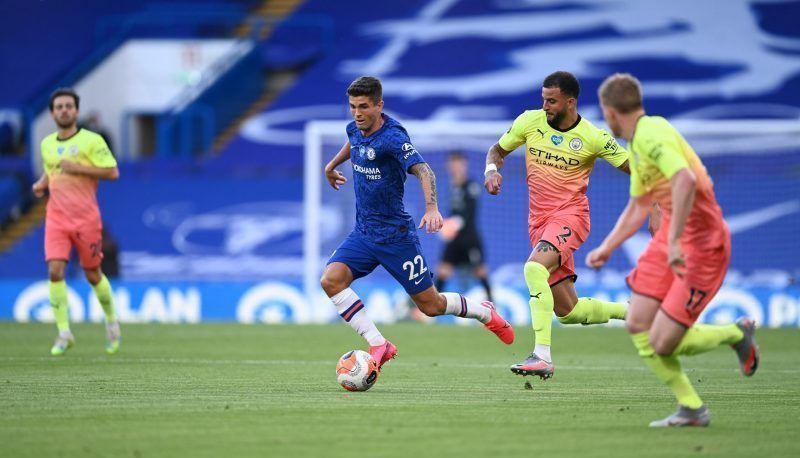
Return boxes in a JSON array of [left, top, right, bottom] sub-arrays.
[[414, 277, 424, 285]]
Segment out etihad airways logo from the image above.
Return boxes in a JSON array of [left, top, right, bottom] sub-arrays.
[[528, 147, 580, 169]]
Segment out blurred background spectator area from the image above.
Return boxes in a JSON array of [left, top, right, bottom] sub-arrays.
[[0, 0, 798, 326]]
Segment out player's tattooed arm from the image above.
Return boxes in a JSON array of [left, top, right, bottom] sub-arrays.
[[409, 162, 438, 208], [409, 162, 443, 233], [486, 143, 512, 171], [485, 143, 512, 195]]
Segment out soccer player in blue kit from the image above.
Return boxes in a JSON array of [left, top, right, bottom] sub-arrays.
[[321, 76, 515, 370]]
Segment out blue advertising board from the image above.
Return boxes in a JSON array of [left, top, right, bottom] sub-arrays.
[[3, 279, 799, 328]]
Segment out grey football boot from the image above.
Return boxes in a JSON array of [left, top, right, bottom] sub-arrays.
[[510, 353, 554, 379], [649, 405, 711, 428], [732, 317, 759, 376]]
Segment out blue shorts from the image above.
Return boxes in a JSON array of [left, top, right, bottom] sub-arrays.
[[327, 231, 434, 295]]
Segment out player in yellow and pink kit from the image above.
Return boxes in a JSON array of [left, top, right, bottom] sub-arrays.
[[485, 71, 633, 379], [587, 73, 759, 427], [33, 88, 121, 356]]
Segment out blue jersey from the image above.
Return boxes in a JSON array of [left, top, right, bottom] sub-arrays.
[[346, 114, 425, 243]]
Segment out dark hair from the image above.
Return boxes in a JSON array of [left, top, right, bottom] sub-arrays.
[[49, 88, 80, 111], [542, 71, 580, 99], [598, 73, 643, 114], [347, 76, 382, 104]]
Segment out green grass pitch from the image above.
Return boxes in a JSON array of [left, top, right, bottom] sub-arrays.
[[1, 322, 798, 457]]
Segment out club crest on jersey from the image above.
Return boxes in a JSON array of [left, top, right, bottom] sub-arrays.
[[569, 138, 583, 151], [68, 145, 79, 156], [551, 135, 563, 146], [366, 147, 376, 160]]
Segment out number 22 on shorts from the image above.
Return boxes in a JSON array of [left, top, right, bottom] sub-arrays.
[[403, 255, 428, 284]]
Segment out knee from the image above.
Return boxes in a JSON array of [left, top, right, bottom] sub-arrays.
[[625, 318, 648, 335], [650, 335, 675, 356], [553, 298, 576, 318], [525, 259, 553, 280], [320, 273, 345, 296], [85, 269, 102, 285], [48, 267, 64, 282], [523, 261, 540, 278]]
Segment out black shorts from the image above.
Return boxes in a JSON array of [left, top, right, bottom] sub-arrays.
[[442, 237, 484, 267]]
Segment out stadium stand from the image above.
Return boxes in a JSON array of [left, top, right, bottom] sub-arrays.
[[0, 175, 22, 225], [0, 0, 798, 326]]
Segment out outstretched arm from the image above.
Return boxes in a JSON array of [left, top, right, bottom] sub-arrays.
[[484, 142, 513, 195], [616, 159, 631, 175], [409, 162, 443, 233], [324, 142, 351, 190], [585, 195, 651, 269]]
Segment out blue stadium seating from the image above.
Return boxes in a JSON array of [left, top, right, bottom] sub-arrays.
[[0, 0, 258, 109], [1, 0, 799, 284], [216, 0, 800, 173], [0, 175, 22, 224]]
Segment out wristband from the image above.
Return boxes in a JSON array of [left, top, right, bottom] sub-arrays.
[[484, 163, 498, 176]]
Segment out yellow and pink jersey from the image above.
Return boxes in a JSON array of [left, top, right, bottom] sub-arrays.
[[498, 109, 628, 228], [628, 116, 726, 247], [41, 128, 116, 229]]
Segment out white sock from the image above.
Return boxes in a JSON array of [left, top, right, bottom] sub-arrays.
[[442, 292, 492, 324], [331, 288, 385, 346], [534, 344, 551, 362]]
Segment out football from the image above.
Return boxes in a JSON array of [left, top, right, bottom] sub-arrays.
[[336, 350, 379, 391]]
